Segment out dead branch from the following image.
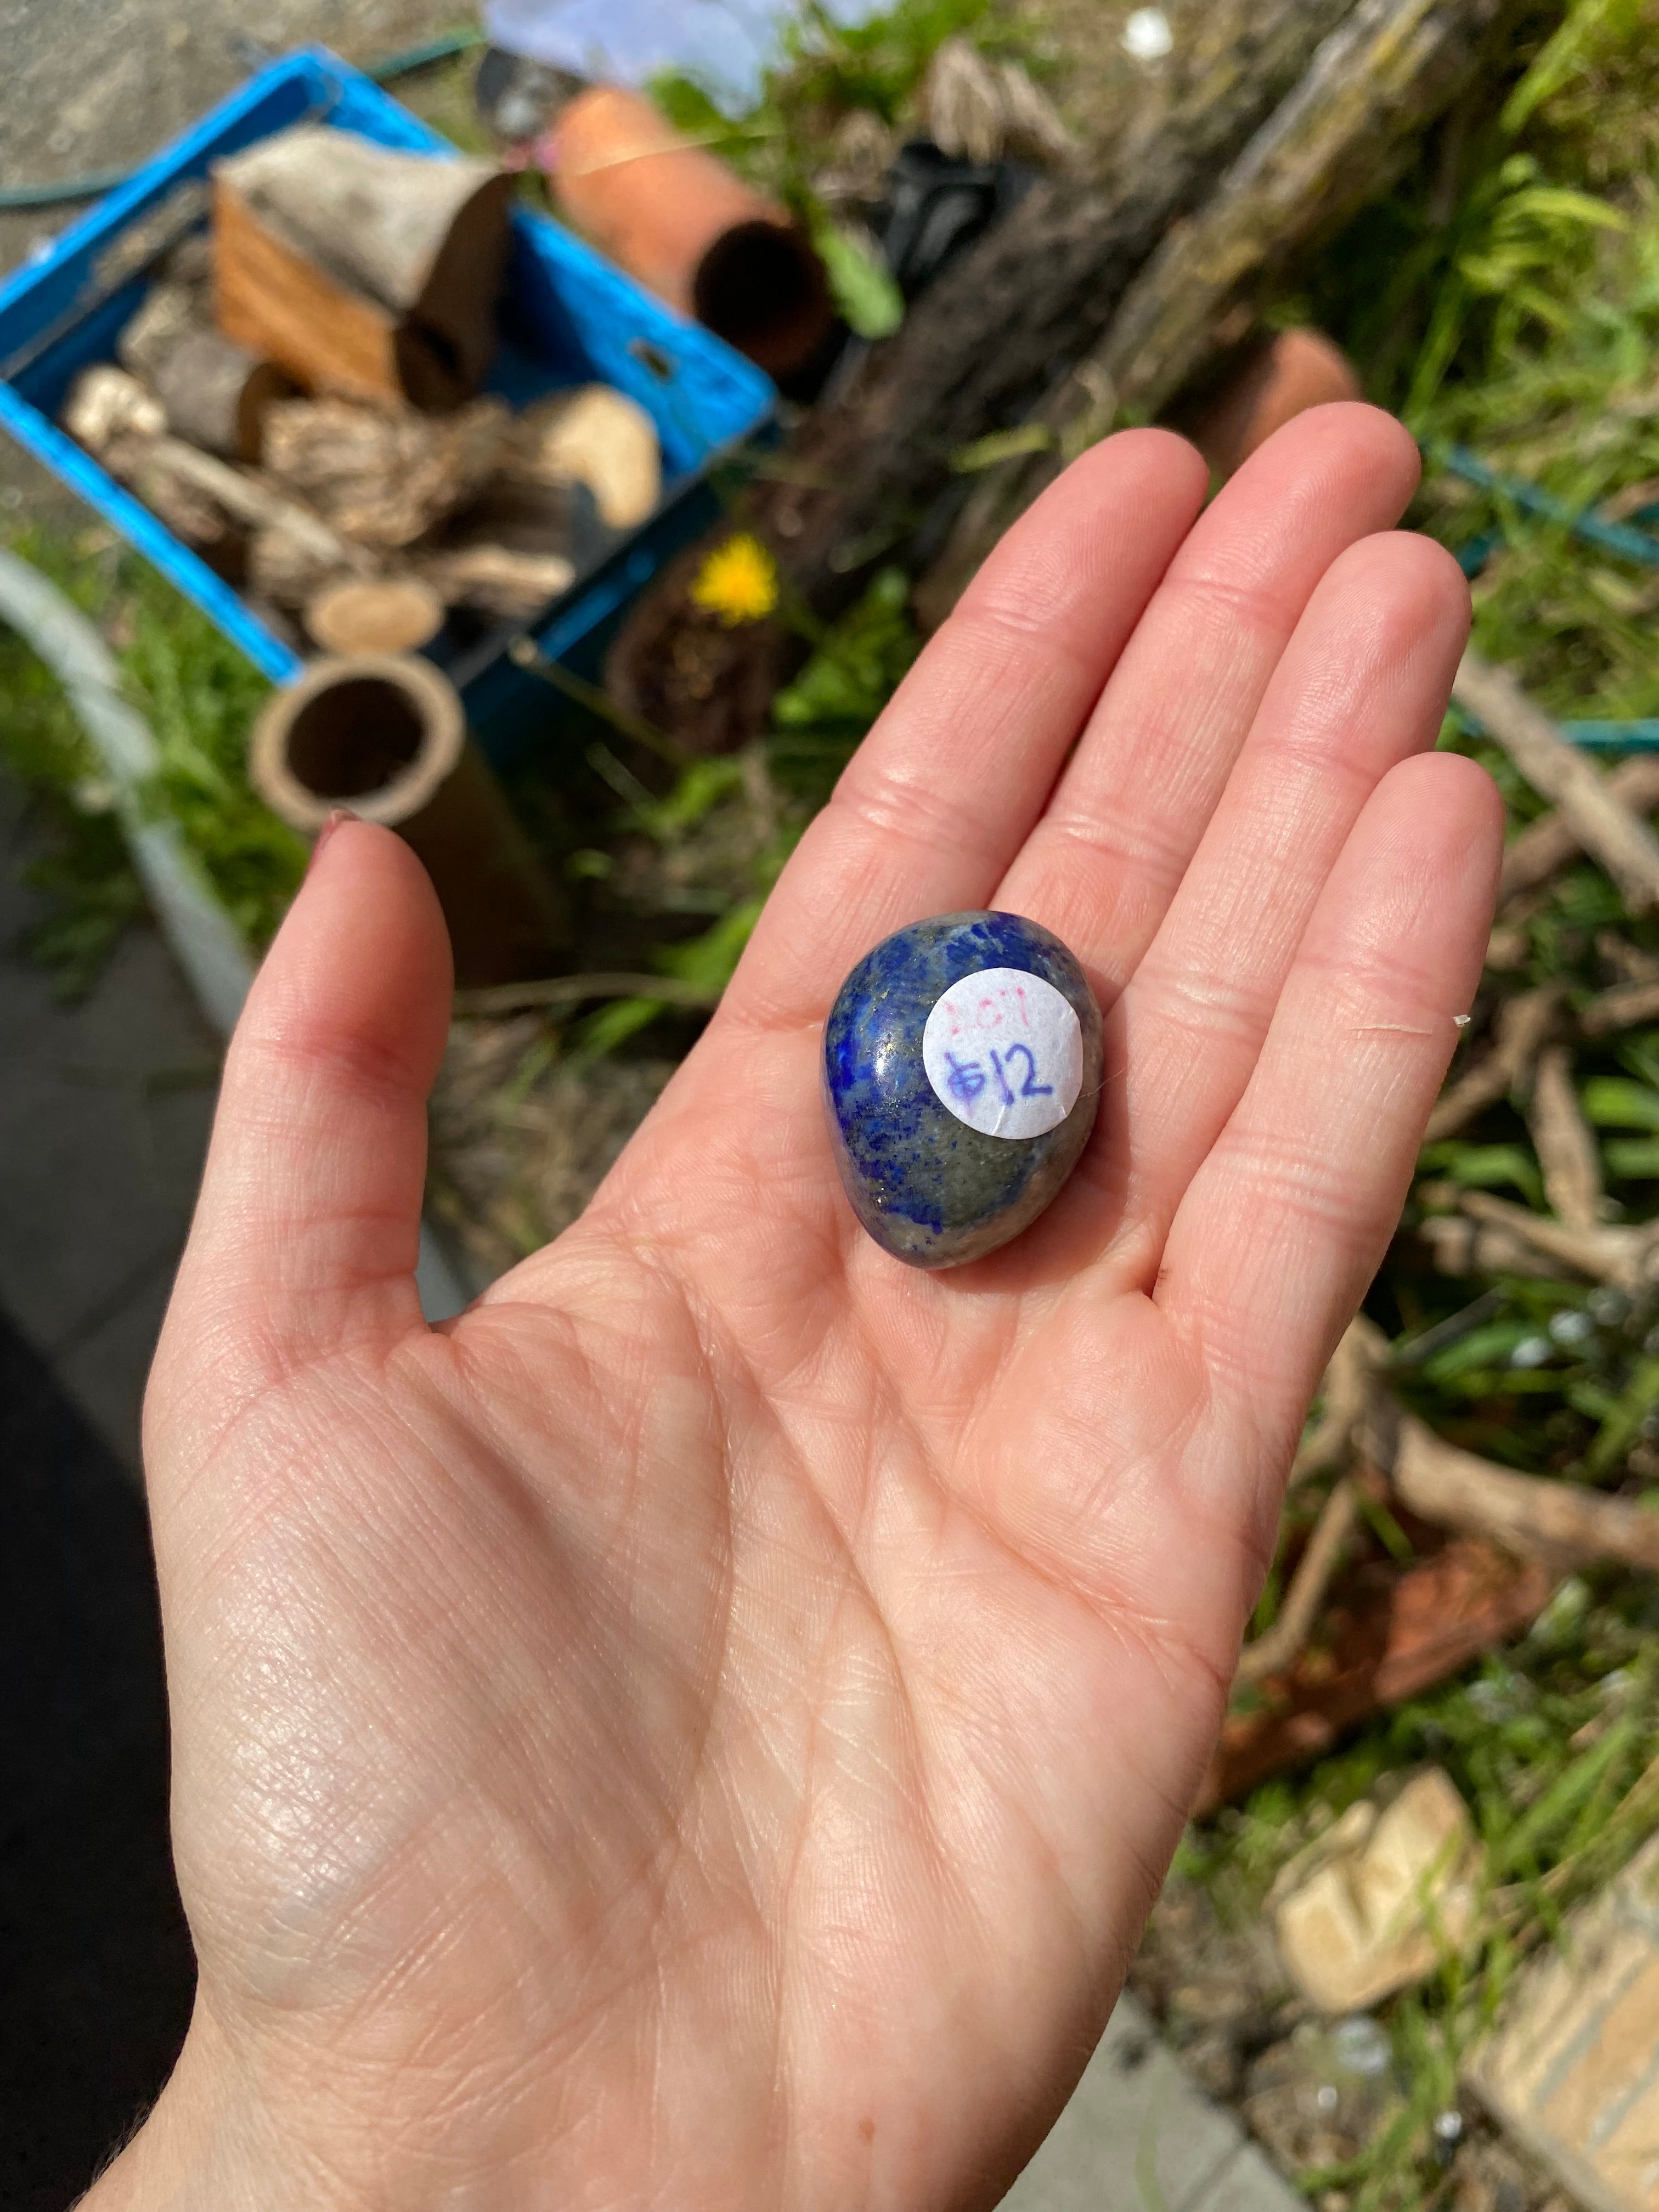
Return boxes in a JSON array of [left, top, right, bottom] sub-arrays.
[[1499, 755, 1659, 901], [1424, 986, 1561, 1142], [1528, 1044, 1605, 1232], [1236, 1477, 1361, 1684], [1582, 978, 1659, 1037], [1453, 652, 1659, 915], [1376, 1401, 1659, 1574], [1447, 1189, 1658, 1288], [1418, 1210, 1558, 1278]]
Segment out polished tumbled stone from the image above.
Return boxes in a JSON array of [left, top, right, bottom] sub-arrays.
[[823, 911, 1103, 1268]]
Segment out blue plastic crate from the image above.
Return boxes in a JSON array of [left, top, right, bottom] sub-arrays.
[[0, 49, 774, 759]]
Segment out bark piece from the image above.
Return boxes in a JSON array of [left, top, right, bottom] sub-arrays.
[[1530, 1044, 1605, 1233], [61, 363, 166, 454], [918, 46, 1076, 168], [1425, 985, 1561, 1142], [262, 396, 508, 550], [304, 575, 445, 656], [120, 284, 297, 462], [213, 126, 515, 412], [1453, 651, 1659, 915], [1199, 1534, 1553, 1811], [1498, 755, 1659, 900], [505, 387, 661, 531]]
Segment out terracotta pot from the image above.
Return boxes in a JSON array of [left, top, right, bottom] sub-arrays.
[[542, 87, 834, 383], [250, 654, 568, 985], [1183, 327, 1364, 482]]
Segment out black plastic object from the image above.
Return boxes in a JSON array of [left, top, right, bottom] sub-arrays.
[[878, 140, 1037, 301]]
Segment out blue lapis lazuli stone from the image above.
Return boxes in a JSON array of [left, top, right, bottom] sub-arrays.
[[823, 910, 1103, 1268]]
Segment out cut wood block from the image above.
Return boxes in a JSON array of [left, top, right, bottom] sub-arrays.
[[212, 126, 515, 412], [1469, 1832, 1659, 2212], [213, 174, 402, 409], [304, 576, 445, 656]]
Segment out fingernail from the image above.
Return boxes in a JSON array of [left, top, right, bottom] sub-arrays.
[[306, 808, 352, 878]]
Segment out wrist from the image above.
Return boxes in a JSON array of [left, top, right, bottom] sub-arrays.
[[78, 2012, 354, 2212]]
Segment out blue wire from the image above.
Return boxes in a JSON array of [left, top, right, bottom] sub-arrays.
[[1437, 442, 1659, 569]]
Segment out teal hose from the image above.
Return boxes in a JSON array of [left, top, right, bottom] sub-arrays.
[[0, 28, 484, 211]]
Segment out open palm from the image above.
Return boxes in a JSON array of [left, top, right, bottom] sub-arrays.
[[101, 409, 1499, 2212]]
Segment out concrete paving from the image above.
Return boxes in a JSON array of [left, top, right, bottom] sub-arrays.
[[0, 774, 218, 1471], [1001, 1995, 1300, 2212]]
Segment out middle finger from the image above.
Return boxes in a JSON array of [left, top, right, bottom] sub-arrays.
[[994, 403, 1421, 993]]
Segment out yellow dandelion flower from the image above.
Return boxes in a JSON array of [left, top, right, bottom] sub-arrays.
[[690, 533, 780, 625]]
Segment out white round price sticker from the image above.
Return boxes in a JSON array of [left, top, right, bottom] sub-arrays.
[[922, 967, 1083, 1139]]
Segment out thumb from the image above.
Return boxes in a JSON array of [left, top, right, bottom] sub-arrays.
[[154, 816, 453, 1405]]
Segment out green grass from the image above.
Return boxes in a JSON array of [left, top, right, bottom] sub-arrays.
[[0, 526, 300, 994]]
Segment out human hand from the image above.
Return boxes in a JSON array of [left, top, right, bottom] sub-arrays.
[[93, 407, 1500, 2212]]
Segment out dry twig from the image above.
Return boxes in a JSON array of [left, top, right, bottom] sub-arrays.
[[1289, 1315, 1383, 1487], [1528, 1044, 1605, 1232], [1500, 755, 1659, 901], [1235, 1478, 1361, 1684], [1453, 652, 1659, 915], [1376, 1403, 1659, 1574], [1425, 986, 1561, 1141], [1582, 978, 1659, 1037], [1449, 1189, 1657, 1288]]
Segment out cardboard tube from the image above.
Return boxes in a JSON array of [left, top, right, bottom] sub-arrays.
[[250, 654, 568, 984], [544, 87, 834, 382]]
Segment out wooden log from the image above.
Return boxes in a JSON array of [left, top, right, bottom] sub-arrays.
[[63, 365, 361, 592], [917, 0, 1515, 614], [261, 394, 508, 549], [605, 0, 1479, 747], [417, 542, 575, 620], [303, 575, 445, 656], [505, 387, 661, 530], [249, 654, 568, 985], [213, 126, 516, 412], [119, 281, 297, 461]]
